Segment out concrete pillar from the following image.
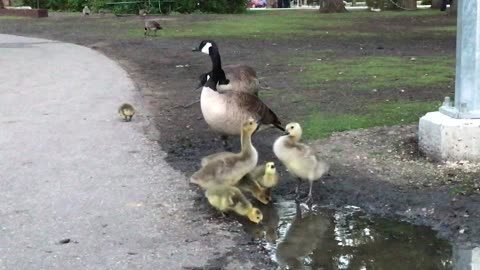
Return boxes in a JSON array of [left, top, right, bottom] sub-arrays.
[[453, 246, 480, 270], [440, 1, 480, 119], [418, 0, 480, 161]]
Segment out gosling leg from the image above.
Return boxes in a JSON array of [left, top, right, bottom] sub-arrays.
[[304, 180, 314, 206], [294, 178, 302, 202]]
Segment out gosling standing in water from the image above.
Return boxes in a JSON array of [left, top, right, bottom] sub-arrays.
[[205, 184, 263, 224], [118, 103, 135, 122], [273, 123, 329, 203]]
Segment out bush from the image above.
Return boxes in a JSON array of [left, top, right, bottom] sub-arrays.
[[198, 0, 247, 13], [21, 0, 247, 13], [174, 0, 198, 13]]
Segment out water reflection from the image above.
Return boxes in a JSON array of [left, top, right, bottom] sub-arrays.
[[243, 200, 459, 269]]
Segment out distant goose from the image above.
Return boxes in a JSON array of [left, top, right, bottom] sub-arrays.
[[194, 40, 259, 96], [144, 20, 162, 36], [194, 41, 283, 148], [83, 6, 90, 16]]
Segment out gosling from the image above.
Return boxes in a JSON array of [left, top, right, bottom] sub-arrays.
[[190, 118, 258, 188], [273, 122, 329, 203], [237, 176, 271, 205], [144, 20, 162, 36], [250, 162, 279, 189], [205, 184, 263, 224], [118, 103, 135, 122]]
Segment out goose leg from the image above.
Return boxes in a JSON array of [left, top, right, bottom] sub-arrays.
[[294, 178, 302, 202]]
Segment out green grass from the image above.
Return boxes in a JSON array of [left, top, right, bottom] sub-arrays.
[[128, 11, 357, 38], [303, 101, 440, 139], [298, 56, 455, 91], [423, 25, 457, 33]]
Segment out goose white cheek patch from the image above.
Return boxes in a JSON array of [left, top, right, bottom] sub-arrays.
[[201, 42, 212, 54], [207, 75, 210, 80]]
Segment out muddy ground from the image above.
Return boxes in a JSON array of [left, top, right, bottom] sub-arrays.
[[1, 9, 479, 267]]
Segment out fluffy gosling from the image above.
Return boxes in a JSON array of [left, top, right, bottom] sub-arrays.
[[118, 103, 135, 122], [273, 123, 329, 203], [237, 176, 271, 205], [205, 184, 263, 224], [190, 118, 258, 188]]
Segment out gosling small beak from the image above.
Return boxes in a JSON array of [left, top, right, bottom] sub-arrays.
[[283, 131, 290, 136]]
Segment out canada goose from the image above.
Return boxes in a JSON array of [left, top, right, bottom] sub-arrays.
[[190, 118, 258, 188], [193, 40, 259, 96], [197, 64, 259, 96], [118, 103, 135, 122], [144, 20, 162, 36], [205, 184, 263, 224], [82, 6, 90, 16], [237, 176, 271, 205], [193, 40, 284, 148], [273, 122, 329, 203]]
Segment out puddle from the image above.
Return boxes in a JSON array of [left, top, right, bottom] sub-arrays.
[[241, 200, 479, 270]]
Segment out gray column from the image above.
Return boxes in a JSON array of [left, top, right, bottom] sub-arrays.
[[440, 0, 480, 119]]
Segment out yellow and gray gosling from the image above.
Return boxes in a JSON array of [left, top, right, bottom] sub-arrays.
[[205, 184, 263, 224], [236, 176, 271, 205], [252, 162, 279, 189], [118, 103, 135, 122], [190, 118, 259, 189], [144, 20, 162, 36], [273, 122, 329, 203]]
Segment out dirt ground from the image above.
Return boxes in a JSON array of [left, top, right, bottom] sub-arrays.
[[1, 9, 479, 267]]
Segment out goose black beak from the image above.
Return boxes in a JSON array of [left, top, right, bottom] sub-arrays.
[[192, 46, 200, 52]]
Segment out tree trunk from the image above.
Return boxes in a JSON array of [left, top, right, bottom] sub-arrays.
[[400, 0, 416, 9], [448, 0, 457, 16], [431, 0, 442, 9], [319, 0, 347, 13]]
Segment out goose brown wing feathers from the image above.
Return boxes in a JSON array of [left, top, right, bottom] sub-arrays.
[[233, 92, 284, 131]]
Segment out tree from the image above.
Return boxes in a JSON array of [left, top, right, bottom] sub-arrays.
[[319, 0, 347, 13], [399, 0, 416, 9], [431, 0, 442, 9]]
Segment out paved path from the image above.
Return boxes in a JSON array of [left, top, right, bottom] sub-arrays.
[[0, 35, 239, 270]]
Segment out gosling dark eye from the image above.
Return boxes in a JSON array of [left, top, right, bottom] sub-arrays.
[[290, 126, 294, 129], [271, 165, 275, 169]]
